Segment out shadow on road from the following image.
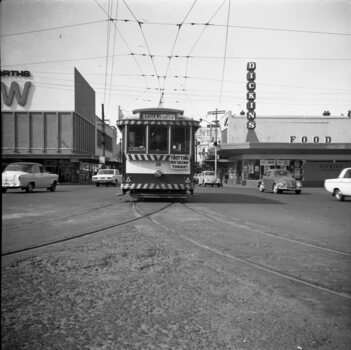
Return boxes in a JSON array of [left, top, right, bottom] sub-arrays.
[[189, 193, 283, 204]]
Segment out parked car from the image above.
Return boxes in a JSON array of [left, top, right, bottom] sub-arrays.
[[324, 167, 351, 201], [258, 169, 302, 194], [92, 169, 121, 187], [2, 162, 58, 193], [198, 171, 222, 187]]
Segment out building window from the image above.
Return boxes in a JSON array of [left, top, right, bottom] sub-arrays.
[[97, 130, 112, 152]]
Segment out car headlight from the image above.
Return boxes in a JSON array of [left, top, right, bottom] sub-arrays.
[[296, 181, 302, 187]]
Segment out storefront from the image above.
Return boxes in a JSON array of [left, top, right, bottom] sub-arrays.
[[217, 114, 351, 186], [1, 68, 118, 182]]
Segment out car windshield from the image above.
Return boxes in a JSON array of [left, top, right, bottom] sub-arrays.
[[98, 170, 114, 175], [204, 171, 215, 176], [4, 164, 32, 173], [274, 170, 290, 177]]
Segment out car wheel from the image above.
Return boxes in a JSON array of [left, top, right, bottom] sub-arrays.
[[273, 184, 281, 194], [47, 181, 57, 192], [49, 181, 57, 192], [295, 190, 301, 194], [96, 183, 100, 187], [259, 183, 265, 192], [2, 188, 7, 193], [26, 182, 34, 193], [335, 189, 344, 201]]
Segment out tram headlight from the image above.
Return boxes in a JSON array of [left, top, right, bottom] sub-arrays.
[[154, 170, 162, 178]]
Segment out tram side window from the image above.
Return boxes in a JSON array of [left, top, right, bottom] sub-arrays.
[[128, 125, 146, 153], [149, 126, 168, 153], [171, 127, 190, 154]]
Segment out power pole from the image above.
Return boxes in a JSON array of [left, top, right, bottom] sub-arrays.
[[101, 104, 106, 159], [207, 109, 225, 178]]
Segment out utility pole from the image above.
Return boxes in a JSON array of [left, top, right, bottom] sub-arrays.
[[207, 109, 225, 178], [101, 104, 106, 160]]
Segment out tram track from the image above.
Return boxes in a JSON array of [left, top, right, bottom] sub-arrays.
[[3, 202, 118, 230], [183, 203, 351, 257], [135, 201, 351, 300], [3, 198, 350, 300], [1, 201, 175, 258]]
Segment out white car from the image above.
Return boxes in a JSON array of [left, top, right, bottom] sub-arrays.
[[198, 171, 222, 187], [324, 167, 351, 201], [92, 169, 121, 187], [2, 162, 58, 193]]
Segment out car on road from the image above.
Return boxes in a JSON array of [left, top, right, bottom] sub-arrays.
[[2, 162, 58, 193], [92, 169, 121, 187], [324, 167, 351, 201], [258, 169, 302, 194], [198, 171, 222, 187]]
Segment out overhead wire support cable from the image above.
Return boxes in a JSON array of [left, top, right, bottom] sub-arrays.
[[162, 0, 198, 103], [219, 0, 231, 107], [122, 0, 162, 94], [112, 18, 351, 36], [93, 0, 150, 89], [0, 19, 108, 37], [107, 0, 120, 113]]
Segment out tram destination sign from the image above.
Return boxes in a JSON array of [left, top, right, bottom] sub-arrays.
[[140, 112, 176, 120]]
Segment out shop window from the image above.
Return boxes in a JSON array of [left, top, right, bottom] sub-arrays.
[[171, 127, 190, 154], [128, 125, 146, 153], [149, 126, 168, 153]]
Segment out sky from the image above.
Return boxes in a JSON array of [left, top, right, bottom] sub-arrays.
[[1, 0, 351, 128]]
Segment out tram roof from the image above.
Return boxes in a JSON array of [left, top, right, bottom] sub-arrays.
[[132, 107, 184, 115], [117, 107, 200, 130]]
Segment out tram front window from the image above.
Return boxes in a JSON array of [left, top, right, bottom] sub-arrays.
[[128, 125, 146, 153], [171, 127, 190, 153], [149, 126, 168, 153]]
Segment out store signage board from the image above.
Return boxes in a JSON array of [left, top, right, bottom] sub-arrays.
[[246, 62, 256, 130], [1, 70, 32, 107]]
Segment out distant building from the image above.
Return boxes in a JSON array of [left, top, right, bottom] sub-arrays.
[[1, 67, 119, 182], [217, 112, 351, 186]]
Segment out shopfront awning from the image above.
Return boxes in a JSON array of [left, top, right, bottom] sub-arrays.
[[217, 142, 351, 160]]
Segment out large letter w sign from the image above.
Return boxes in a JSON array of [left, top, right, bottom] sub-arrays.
[[1, 81, 32, 106]]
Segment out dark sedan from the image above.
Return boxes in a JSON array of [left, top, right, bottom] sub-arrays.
[[258, 169, 302, 194]]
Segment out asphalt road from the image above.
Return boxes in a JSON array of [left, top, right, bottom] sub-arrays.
[[2, 183, 350, 257], [2, 184, 351, 349]]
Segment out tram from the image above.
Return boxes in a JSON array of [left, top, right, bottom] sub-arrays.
[[117, 107, 200, 199]]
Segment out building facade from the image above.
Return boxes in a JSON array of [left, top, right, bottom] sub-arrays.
[[216, 113, 351, 186], [1, 68, 118, 182]]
